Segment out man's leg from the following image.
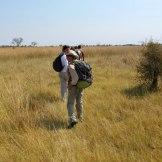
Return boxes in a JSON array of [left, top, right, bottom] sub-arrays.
[[67, 86, 77, 127], [59, 72, 68, 101], [76, 88, 84, 121]]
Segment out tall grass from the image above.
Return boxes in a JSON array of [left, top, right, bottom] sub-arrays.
[[0, 46, 161, 162]]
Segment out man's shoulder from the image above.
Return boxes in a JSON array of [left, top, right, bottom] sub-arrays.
[[59, 52, 65, 56], [68, 63, 75, 69], [60, 53, 66, 59]]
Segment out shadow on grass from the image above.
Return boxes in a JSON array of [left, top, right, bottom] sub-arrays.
[[122, 85, 150, 98], [38, 117, 67, 130]]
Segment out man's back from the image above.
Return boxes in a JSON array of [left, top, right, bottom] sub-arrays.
[[60, 53, 68, 73]]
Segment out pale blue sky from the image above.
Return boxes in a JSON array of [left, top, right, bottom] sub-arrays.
[[0, 0, 162, 45]]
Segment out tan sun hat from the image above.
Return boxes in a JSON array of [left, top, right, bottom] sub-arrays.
[[66, 50, 79, 59]]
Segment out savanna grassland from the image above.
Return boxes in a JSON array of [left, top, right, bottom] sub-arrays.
[[0, 46, 162, 162]]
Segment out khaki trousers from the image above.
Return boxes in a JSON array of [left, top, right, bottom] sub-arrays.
[[59, 72, 68, 101], [67, 86, 83, 124]]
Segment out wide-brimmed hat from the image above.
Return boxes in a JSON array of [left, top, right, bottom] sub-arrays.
[[66, 50, 78, 59]]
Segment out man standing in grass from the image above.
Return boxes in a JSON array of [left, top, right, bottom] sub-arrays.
[[59, 45, 70, 101], [76, 45, 85, 61], [66, 50, 84, 128]]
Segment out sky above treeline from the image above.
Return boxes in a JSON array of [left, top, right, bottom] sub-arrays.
[[0, 0, 162, 45]]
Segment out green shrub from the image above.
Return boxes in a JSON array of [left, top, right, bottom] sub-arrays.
[[137, 41, 162, 91]]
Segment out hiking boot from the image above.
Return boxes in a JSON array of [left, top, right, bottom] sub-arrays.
[[68, 121, 78, 129], [77, 114, 83, 122], [78, 117, 84, 123]]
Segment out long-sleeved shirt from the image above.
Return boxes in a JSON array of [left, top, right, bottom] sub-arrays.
[[68, 63, 79, 86], [61, 53, 68, 72]]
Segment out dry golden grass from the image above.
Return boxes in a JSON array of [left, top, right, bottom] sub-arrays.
[[0, 46, 162, 162]]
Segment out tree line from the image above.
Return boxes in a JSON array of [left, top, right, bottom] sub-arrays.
[[0, 37, 38, 48]]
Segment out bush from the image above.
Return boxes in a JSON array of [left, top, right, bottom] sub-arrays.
[[137, 41, 162, 91]]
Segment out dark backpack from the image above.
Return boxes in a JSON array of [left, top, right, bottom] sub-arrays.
[[74, 60, 93, 89], [53, 53, 64, 72]]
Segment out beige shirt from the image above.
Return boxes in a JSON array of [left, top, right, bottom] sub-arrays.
[[68, 63, 79, 86]]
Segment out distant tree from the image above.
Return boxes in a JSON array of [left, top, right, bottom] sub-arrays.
[[31, 42, 37, 47], [137, 41, 162, 91], [12, 37, 23, 47]]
